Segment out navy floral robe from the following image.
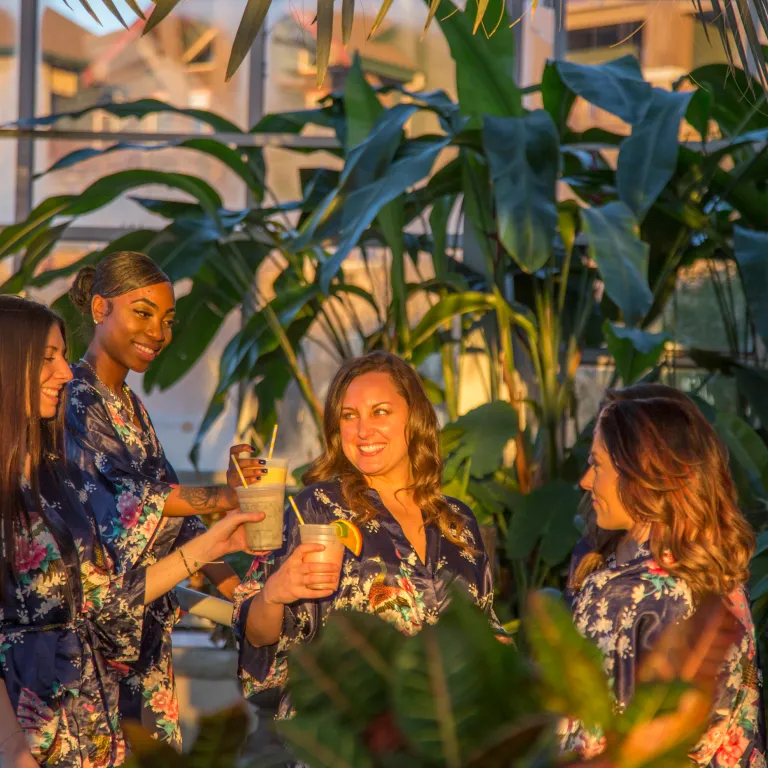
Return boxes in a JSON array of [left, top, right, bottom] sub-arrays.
[[65, 364, 207, 749], [0, 460, 146, 767], [561, 539, 766, 767], [233, 480, 502, 718]]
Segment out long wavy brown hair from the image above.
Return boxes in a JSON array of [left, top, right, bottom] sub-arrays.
[[303, 352, 470, 549], [0, 296, 67, 599], [571, 383, 754, 597]]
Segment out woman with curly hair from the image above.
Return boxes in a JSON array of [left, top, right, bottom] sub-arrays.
[[233, 351, 503, 717], [563, 383, 764, 766]]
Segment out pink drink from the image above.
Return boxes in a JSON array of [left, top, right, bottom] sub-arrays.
[[299, 524, 344, 590]]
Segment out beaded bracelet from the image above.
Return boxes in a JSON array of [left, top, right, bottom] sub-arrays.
[[179, 548, 195, 577]]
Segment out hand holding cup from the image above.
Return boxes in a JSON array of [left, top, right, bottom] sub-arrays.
[[227, 444, 267, 489], [263, 543, 343, 604]]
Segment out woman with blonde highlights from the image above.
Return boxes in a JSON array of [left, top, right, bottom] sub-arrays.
[[562, 383, 764, 766], [233, 352, 503, 718]]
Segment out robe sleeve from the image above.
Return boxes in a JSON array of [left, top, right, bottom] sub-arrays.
[[66, 380, 191, 570], [232, 490, 327, 698], [561, 563, 694, 759]]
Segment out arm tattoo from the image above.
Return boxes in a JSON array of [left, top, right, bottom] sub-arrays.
[[177, 486, 223, 512]]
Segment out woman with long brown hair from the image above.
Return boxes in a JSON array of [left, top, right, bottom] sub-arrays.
[[562, 383, 764, 766], [0, 296, 263, 768], [233, 351, 503, 718], [64, 251, 265, 748]]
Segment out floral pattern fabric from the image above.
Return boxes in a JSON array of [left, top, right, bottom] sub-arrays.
[[232, 480, 502, 718], [0, 461, 146, 767], [561, 539, 766, 767], [65, 364, 206, 749]]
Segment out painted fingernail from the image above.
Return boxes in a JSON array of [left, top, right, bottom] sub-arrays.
[[261, 468, 268, 474], [258, 459, 266, 465]]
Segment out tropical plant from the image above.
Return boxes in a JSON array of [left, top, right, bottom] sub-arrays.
[[120, 589, 743, 768], [4, 0, 768, 621], [58, 0, 768, 91]]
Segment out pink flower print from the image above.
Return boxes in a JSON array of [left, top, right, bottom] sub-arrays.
[[117, 492, 142, 529], [137, 515, 160, 541], [16, 538, 48, 574], [716, 725, 750, 767], [150, 689, 179, 722], [647, 561, 669, 577], [577, 733, 607, 760]]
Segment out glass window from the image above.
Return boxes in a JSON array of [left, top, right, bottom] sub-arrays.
[[0, 0, 19, 225], [264, 0, 455, 117], [38, 1, 251, 131], [34, 139, 249, 227], [262, 0, 455, 202]]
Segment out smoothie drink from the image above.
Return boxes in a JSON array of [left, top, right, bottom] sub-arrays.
[[235, 457, 289, 551]]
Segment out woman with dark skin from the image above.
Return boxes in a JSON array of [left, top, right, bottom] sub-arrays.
[[0, 296, 263, 768], [65, 251, 265, 748]]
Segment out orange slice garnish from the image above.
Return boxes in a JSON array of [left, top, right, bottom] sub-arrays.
[[331, 519, 363, 556]]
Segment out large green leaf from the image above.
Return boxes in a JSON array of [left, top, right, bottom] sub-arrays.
[[483, 111, 559, 273], [295, 104, 422, 250], [433, 0, 521, 119], [506, 480, 581, 566], [410, 292, 494, 350], [582, 202, 652, 326], [733, 226, 768, 347], [317, 138, 450, 292], [278, 714, 373, 768], [526, 592, 614, 729], [393, 589, 536, 763], [0, 170, 224, 265], [143, 0, 185, 35], [678, 64, 768, 136], [143, 275, 238, 392], [344, 55, 385, 150], [217, 285, 320, 395], [227, 0, 272, 81], [714, 411, 768, 499], [0, 224, 70, 294], [443, 400, 518, 478], [16, 97, 242, 133], [461, 151, 496, 279], [316, 0, 335, 87], [52, 292, 91, 364], [0, 196, 72, 262], [288, 611, 403, 729], [603, 322, 669, 385], [555, 55, 652, 125], [617, 88, 693, 219], [186, 706, 249, 768], [541, 60, 577, 138], [37, 137, 265, 193]]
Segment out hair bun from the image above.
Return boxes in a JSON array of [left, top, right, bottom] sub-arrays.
[[69, 266, 97, 314]]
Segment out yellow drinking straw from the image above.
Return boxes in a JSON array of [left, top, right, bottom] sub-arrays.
[[288, 495, 306, 525], [268, 424, 278, 459], [232, 455, 248, 488]]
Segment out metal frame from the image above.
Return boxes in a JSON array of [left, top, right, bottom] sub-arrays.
[[1, 1, 549, 240], [14, 0, 38, 228], [2, 2, 282, 240]]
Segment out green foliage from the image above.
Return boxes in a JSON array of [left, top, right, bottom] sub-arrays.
[[279, 590, 550, 768], [603, 323, 669, 385], [506, 481, 581, 569], [5, 20, 768, 633]]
